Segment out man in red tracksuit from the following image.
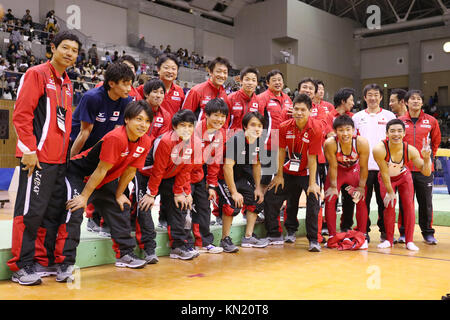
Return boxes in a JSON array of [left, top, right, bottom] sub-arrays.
[[136, 53, 185, 117], [264, 94, 323, 251], [257, 69, 292, 187], [227, 66, 261, 133], [373, 118, 432, 251], [138, 109, 198, 260], [8, 31, 81, 286], [129, 78, 171, 255], [188, 98, 228, 254], [55, 100, 153, 281], [399, 90, 441, 245], [313, 80, 335, 116], [142, 78, 171, 147], [182, 56, 231, 122]]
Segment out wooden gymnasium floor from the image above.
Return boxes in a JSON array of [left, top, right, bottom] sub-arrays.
[[0, 190, 449, 300]]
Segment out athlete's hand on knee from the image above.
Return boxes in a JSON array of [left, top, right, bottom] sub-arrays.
[[208, 189, 217, 202], [355, 186, 366, 202], [174, 193, 187, 210], [139, 194, 155, 211], [307, 183, 321, 200], [21, 153, 42, 177], [116, 194, 131, 212], [254, 188, 264, 204], [268, 174, 284, 193], [324, 186, 338, 202], [186, 194, 193, 210], [66, 194, 88, 212], [232, 192, 244, 208], [383, 192, 396, 208]]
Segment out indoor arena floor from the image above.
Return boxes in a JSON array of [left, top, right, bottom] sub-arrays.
[[0, 191, 449, 300]]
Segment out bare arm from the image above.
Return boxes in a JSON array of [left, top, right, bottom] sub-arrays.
[[252, 159, 264, 204], [70, 121, 93, 157], [409, 144, 432, 177], [373, 143, 392, 194], [324, 138, 338, 201], [356, 136, 370, 190]]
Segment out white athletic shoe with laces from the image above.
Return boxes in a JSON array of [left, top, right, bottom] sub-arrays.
[[377, 240, 391, 249], [406, 242, 419, 251]]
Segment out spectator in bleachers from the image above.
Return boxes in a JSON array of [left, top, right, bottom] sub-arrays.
[[6, 43, 18, 63], [44, 10, 58, 33], [10, 26, 22, 46], [104, 51, 113, 64], [0, 59, 7, 76], [88, 44, 99, 66], [4, 8, 15, 22], [164, 45, 171, 53], [22, 9, 33, 26], [112, 50, 119, 62]]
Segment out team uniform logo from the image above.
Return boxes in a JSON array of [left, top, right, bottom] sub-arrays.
[[110, 111, 120, 121]]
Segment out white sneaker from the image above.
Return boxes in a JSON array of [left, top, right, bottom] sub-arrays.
[[196, 244, 223, 254], [359, 239, 368, 250], [406, 242, 419, 251], [377, 240, 391, 249]]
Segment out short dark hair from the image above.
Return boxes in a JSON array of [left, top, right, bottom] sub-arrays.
[[363, 83, 383, 97], [298, 78, 318, 93], [265, 69, 283, 83], [293, 93, 313, 110], [390, 88, 406, 102], [143, 78, 166, 96], [103, 63, 135, 91], [156, 53, 180, 70], [240, 66, 259, 80], [207, 57, 232, 73], [172, 109, 197, 127], [386, 118, 405, 132], [204, 98, 229, 117], [333, 87, 355, 107], [333, 114, 354, 130], [124, 100, 153, 123], [242, 111, 265, 129], [315, 79, 325, 88], [118, 55, 139, 73], [404, 89, 424, 103], [51, 31, 82, 52]]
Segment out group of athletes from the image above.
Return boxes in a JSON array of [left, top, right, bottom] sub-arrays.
[[7, 31, 441, 286]]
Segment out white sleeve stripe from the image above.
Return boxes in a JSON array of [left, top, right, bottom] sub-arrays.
[[37, 97, 51, 151]]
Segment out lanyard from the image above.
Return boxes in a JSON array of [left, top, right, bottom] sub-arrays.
[[288, 125, 305, 161], [50, 72, 67, 110]]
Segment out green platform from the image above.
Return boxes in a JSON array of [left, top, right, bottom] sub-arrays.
[[1, 193, 449, 281]]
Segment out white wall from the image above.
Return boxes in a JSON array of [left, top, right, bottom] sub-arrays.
[[286, 0, 356, 78], [138, 13, 195, 53], [54, 0, 127, 46], [421, 38, 450, 73], [234, 0, 287, 68], [0, 0, 39, 22], [361, 44, 409, 79], [203, 31, 234, 66]]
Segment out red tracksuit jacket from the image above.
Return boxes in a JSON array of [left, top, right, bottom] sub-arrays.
[[189, 119, 227, 186], [136, 82, 185, 117], [147, 105, 172, 147], [13, 61, 73, 164], [181, 79, 230, 122], [141, 130, 195, 196], [399, 110, 441, 172], [227, 89, 261, 132], [258, 89, 292, 151]]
